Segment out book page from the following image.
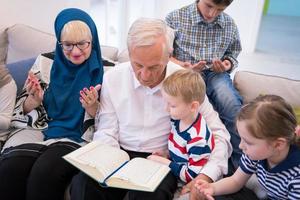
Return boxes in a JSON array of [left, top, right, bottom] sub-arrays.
[[64, 141, 130, 180], [112, 157, 170, 187]]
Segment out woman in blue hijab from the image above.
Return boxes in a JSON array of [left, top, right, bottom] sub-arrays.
[[0, 8, 103, 200]]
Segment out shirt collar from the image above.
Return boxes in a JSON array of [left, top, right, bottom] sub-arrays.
[[190, 1, 226, 29]]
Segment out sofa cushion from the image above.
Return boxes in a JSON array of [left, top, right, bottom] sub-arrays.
[[118, 49, 129, 63], [6, 24, 56, 64], [101, 45, 118, 61], [7, 57, 36, 94], [0, 28, 8, 64], [234, 71, 300, 107]]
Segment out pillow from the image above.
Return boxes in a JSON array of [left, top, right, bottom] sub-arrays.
[[6, 24, 56, 64], [6, 57, 36, 94], [234, 71, 300, 107], [0, 28, 8, 64]]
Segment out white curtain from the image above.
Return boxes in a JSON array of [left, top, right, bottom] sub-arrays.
[[90, 0, 193, 51], [90, 0, 264, 53]]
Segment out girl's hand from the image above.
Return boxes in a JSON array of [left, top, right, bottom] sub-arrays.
[[147, 155, 171, 166], [24, 72, 44, 113], [194, 179, 214, 200], [80, 84, 101, 117]]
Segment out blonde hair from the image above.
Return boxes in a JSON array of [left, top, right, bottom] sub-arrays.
[[60, 20, 92, 42], [127, 18, 174, 57], [237, 95, 300, 146], [162, 69, 206, 104]]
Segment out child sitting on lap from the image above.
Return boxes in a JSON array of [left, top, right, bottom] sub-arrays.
[[148, 69, 214, 183]]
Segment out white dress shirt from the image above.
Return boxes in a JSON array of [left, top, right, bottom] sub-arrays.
[[94, 61, 232, 181]]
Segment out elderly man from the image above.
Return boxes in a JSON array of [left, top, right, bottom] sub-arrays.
[[70, 18, 231, 200]]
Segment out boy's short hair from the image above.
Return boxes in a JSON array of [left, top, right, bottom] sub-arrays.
[[162, 69, 206, 104], [211, 0, 233, 6]]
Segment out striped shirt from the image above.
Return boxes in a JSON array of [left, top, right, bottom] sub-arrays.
[[168, 113, 215, 183], [240, 145, 300, 200], [166, 1, 241, 71]]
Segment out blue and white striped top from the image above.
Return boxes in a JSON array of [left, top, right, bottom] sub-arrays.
[[240, 145, 300, 200]]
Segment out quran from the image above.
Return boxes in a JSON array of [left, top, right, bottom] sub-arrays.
[[63, 141, 170, 192]]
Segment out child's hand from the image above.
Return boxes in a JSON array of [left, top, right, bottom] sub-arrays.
[[147, 155, 171, 165], [211, 59, 231, 73], [194, 179, 214, 200], [182, 61, 207, 72], [80, 84, 101, 117]]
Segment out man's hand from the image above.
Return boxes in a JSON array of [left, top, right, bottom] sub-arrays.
[[151, 149, 169, 158], [147, 155, 171, 165]]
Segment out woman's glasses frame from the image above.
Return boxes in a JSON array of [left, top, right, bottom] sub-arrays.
[[58, 40, 91, 51]]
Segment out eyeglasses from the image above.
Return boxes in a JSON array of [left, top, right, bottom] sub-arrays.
[[58, 41, 91, 51]]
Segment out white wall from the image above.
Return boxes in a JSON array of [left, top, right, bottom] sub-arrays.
[[226, 0, 265, 53], [0, 0, 90, 34]]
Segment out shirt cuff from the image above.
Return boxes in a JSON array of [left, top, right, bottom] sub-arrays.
[[200, 161, 225, 182], [169, 161, 181, 177]]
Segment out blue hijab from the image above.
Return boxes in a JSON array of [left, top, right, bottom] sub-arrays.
[[43, 8, 103, 142]]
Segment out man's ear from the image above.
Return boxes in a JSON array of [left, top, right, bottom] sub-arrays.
[[273, 137, 288, 150]]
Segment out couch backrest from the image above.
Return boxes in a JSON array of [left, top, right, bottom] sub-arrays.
[[0, 28, 8, 65], [6, 24, 56, 64], [234, 71, 300, 107]]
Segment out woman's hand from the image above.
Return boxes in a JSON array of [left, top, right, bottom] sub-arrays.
[[80, 84, 101, 117], [23, 72, 44, 114]]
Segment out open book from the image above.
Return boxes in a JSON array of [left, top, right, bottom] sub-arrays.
[[63, 141, 170, 192]]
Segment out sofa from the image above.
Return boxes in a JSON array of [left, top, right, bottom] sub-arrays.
[[1, 24, 300, 199]]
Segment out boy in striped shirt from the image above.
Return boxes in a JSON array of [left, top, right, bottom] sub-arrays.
[[148, 69, 214, 183]]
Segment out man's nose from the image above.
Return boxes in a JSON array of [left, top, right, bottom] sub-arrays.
[[141, 68, 151, 80]]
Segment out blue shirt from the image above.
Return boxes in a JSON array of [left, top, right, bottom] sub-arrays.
[[240, 145, 300, 200], [166, 1, 241, 71]]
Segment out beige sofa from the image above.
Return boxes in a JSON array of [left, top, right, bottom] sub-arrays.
[[1, 24, 300, 199], [0, 24, 120, 65]]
